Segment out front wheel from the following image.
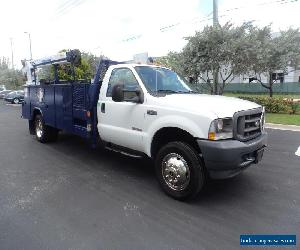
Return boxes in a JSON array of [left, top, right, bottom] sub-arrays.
[[13, 98, 19, 104], [155, 141, 205, 200]]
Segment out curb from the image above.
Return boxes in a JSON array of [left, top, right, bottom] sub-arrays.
[[265, 123, 300, 132]]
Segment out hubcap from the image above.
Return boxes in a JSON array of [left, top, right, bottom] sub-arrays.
[[161, 153, 190, 191], [36, 119, 43, 138], [14, 99, 19, 104]]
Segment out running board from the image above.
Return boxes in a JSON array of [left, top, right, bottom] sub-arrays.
[[105, 144, 143, 158]]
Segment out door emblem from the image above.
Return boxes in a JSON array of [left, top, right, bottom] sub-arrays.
[[132, 127, 142, 132], [147, 110, 157, 115]]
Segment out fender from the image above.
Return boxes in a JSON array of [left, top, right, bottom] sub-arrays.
[[144, 114, 210, 157], [30, 107, 43, 121]]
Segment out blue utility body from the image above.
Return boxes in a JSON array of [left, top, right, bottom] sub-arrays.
[[22, 59, 122, 146]]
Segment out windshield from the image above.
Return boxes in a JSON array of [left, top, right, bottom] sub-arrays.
[[134, 66, 193, 94], [7, 91, 16, 96]]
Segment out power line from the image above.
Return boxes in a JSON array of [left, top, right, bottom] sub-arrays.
[[56, 0, 76, 11], [55, 0, 87, 17], [220, 0, 298, 14], [115, 14, 216, 45], [89, 0, 299, 53], [159, 0, 297, 34], [159, 12, 214, 33], [56, 0, 82, 12]]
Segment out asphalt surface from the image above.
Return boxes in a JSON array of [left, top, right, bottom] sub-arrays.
[[0, 101, 299, 250]]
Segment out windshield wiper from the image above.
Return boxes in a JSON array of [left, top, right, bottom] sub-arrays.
[[156, 89, 196, 94], [156, 89, 179, 93]]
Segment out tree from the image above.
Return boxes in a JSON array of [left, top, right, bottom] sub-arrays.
[[154, 52, 184, 75], [81, 52, 105, 76], [181, 22, 257, 95], [55, 49, 93, 81], [0, 57, 25, 89], [250, 28, 300, 97], [38, 50, 106, 82]]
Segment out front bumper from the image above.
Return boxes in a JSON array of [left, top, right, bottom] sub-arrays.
[[197, 132, 267, 179]]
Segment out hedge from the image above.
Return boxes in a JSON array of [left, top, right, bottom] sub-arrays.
[[238, 96, 300, 114]]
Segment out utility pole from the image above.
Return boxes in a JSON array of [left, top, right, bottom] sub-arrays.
[[213, 0, 219, 94], [10, 38, 14, 69], [24, 32, 33, 60], [213, 0, 219, 26]]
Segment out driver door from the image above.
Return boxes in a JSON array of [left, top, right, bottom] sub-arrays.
[[98, 67, 145, 151]]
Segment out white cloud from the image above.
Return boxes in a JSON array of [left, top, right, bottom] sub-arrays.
[[0, 0, 299, 68]]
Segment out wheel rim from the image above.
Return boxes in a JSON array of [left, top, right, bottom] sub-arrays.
[[36, 119, 43, 138], [161, 153, 190, 191], [14, 99, 19, 104]]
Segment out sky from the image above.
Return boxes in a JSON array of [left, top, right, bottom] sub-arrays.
[[0, 0, 299, 68]]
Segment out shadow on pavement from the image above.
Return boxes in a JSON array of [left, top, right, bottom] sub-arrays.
[[47, 132, 256, 205]]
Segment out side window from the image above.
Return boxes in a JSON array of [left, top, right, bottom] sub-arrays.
[[106, 68, 139, 97]]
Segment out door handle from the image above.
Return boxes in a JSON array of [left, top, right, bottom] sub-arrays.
[[101, 103, 105, 113]]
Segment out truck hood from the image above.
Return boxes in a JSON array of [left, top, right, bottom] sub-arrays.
[[158, 94, 261, 118]]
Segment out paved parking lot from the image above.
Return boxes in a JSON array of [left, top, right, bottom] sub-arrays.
[[0, 101, 299, 250]]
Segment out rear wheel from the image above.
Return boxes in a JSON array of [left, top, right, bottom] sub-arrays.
[[155, 141, 205, 200], [34, 114, 58, 143]]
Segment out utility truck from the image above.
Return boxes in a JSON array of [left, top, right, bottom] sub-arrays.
[[22, 50, 267, 200]]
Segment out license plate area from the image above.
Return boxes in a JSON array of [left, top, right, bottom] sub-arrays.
[[255, 148, 264, 163]]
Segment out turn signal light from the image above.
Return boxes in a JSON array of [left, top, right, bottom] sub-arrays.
[[208, 132, 215, 140]]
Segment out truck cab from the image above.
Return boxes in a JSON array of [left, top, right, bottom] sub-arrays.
[[22, 55, 267, 200]]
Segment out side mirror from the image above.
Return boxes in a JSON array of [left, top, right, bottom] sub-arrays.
[[112, 84, 124, 102], [129, 89, 144, 103], [111, 84, 144, 103]]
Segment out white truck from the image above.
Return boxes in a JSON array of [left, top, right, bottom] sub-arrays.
[[22, 54, 267, 200]]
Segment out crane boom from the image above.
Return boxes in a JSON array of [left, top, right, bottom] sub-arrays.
[[22, 50, 81, 85]]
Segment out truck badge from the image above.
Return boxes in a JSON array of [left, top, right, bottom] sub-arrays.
[[255, 120, 260, 128], [37, 88, 44, 103]]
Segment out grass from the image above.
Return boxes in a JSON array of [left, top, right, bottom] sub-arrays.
[[224, 93, 300, 99], [266, 113, 300, 126], [223, 93, 300, 125], [224, 92, 300, 117]]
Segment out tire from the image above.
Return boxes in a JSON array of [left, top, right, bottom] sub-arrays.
[[155, 141, 205, 200], [34, 114, 58, 143], [13, 98, 19, 104]]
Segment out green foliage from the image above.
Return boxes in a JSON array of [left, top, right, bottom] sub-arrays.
[[249, 27, 300, 97], [285, 99, 300, 114], [238, 96, 299, 114], [182, 22, 257, 94], [158, 23, 300, 97], [55, 49, 93, 81], [154, 52, 184, 75], [0, 57, 25, 90], [38, 50, 106, 82], [56, 57, 91, 81]]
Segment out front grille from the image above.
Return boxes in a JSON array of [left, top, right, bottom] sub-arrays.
[[234, 108, 263, 141]]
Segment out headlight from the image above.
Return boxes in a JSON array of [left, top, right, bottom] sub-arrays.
[[208, 118, 233, 140]]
